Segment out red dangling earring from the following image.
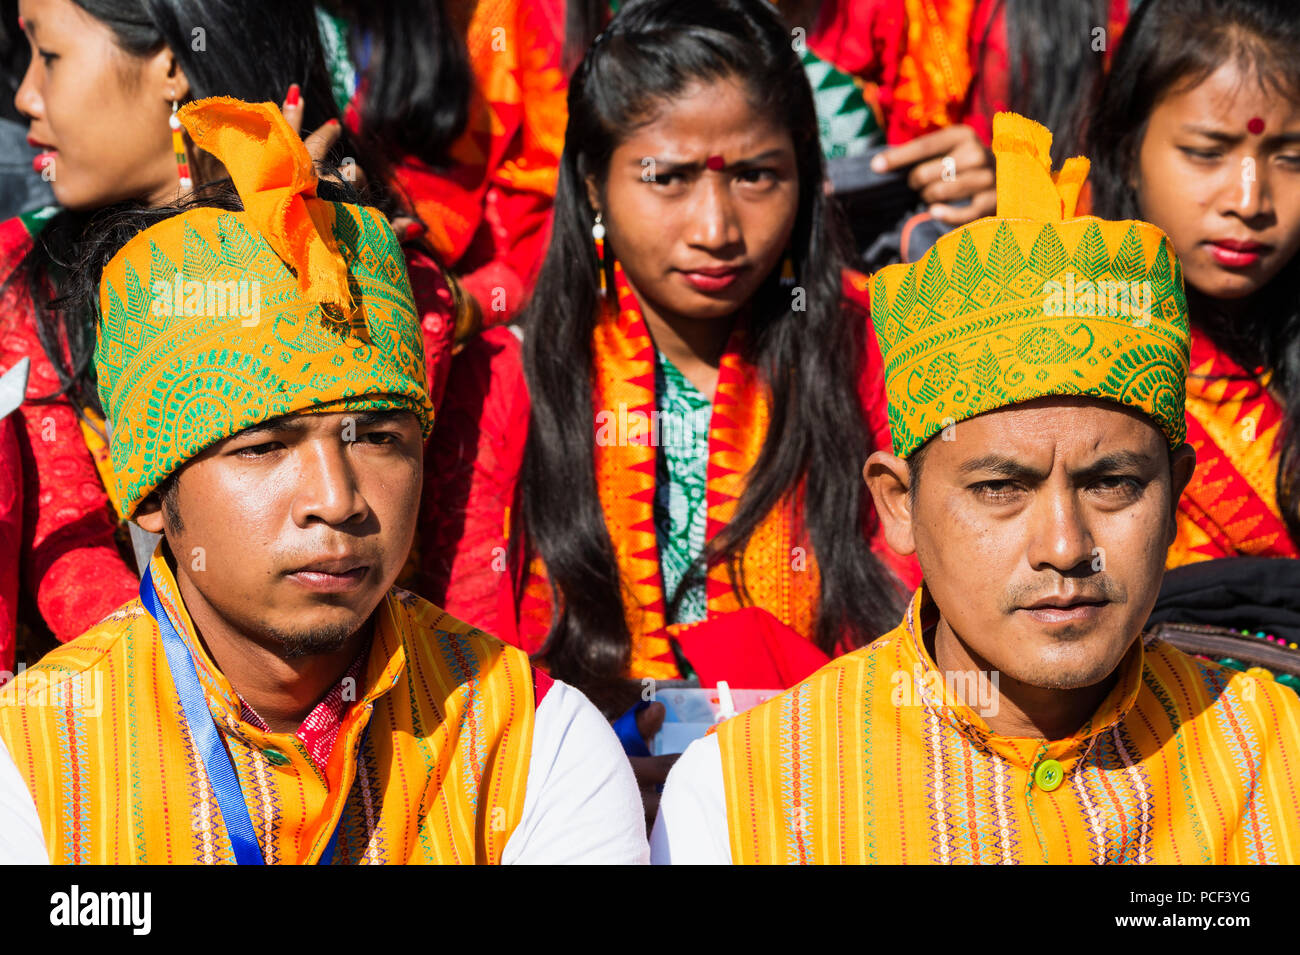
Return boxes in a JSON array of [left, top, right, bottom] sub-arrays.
[[592, 213, 608, 297], [169, 100, 192, 191]]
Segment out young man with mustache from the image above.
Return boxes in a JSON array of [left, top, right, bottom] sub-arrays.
[[0, 99, 645, 864], [651, 113, 1300, 864]]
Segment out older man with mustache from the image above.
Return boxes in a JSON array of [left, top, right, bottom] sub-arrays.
[[651, 112, 1300, 865]]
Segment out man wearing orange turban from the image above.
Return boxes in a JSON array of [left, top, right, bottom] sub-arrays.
[[0, 98, 646, 865], [653, 113, 1300, 865]]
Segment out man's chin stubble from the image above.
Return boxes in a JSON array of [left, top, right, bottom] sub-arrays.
[[255, 620, 361, 660]]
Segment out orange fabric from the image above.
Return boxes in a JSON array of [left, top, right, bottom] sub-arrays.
[[510, 264, 914, 679], [393, 0, 567, 321], [718, 585, 1300, 863], [182, 97, 352, 309], [894, 0, 975, 136], [808, 0, 974, 144]]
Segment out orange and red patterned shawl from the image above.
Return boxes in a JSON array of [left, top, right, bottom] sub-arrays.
[[515, 263, 913, 680], [1171, 328, 1299, 567]]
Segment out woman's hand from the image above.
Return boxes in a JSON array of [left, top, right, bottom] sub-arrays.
[[279, 84, 366, 189], [871, 124, 996, 225]]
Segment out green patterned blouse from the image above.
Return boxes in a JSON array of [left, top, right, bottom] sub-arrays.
[[653, 350, 713, 625]]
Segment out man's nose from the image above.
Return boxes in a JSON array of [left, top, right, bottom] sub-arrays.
[[290, 439, 368, 528], [1025, 488, 1096, 574]]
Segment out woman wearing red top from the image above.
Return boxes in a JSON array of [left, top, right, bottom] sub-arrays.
[[421, 0, 921, 698]]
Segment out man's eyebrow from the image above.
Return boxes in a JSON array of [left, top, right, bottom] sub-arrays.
[[957, 455, 1047, 481], [231, 414, 308, 440], [230, 409, 411, 440], [344, 409, 414, 428], [1068, 450, 1159, 479]]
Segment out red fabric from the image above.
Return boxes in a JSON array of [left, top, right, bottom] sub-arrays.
[[811, 0, 1133, 150], [419, 325, 528, 638], [673, 606, 832, 689], [419, 273, 922, 649], [962, 0, 1133, 147], [808, 0, 910, 139], [0, 219, 137, 671], [402, 242, 459, 410], [238, 642, 368, 773], [532, 665, 553, 708], [0, 416, 21, 679], [960, 0, 1008, 146], [373, 0, 568, 325]]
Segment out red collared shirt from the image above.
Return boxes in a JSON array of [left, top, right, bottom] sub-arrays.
[[237, 648, 369, 773]]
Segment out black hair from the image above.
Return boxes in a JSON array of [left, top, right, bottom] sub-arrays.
[[563, 0, 608, 73], [1089, 0, 1300, 549], [970, 0, 1112, 164], [323, 0, 470, 171], [11, 0, 381, 414], [515, 0, 906, 690], [906, 438, 931, 508], [0, 0, 27, 122]]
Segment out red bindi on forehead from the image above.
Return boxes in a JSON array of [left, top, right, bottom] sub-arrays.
[[1247, 116, 1265, 135], [705, 154, 725, 171]]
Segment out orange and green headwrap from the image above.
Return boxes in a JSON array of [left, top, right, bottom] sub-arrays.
[[95, 97, 433, 518], [869, 112, 1191, 459]]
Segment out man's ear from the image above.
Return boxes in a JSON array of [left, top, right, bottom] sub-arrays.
[[864, 450, 917, 557], [134, 494, 165, 535], [1166, 442, 1197, 543]]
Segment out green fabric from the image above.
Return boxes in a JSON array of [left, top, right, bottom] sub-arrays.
[[17, 204, 58, 239], [316, 6, 358, 116], [801, 47, 882, 160], [95, 203, 432, 517], [653, 350, 712, 625]]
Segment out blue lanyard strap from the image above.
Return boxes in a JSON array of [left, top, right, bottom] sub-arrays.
[[139, 566, 347, 865]]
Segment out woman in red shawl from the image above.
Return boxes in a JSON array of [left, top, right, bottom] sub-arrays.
[[1090, 0, 1300, 566]]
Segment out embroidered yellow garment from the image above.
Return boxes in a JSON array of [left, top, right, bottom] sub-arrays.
[[0, 546, 536, 864], [717, 585, 1300, 864]]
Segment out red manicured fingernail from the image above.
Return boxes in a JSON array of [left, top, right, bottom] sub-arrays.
[[327, 118, 340, 127], [403, 222, 426, 241], [285, 83, 301, 107]]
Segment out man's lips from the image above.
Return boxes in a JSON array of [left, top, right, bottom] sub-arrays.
[[285, 559, 370, 593], [1205, 238, 1271, 269], [1016, 594, 1108, 625]]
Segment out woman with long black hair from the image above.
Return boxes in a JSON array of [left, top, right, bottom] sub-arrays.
[[1089, 0, 1300, 568], [0, 0, 463, 672], [422, 0, 917, 713]]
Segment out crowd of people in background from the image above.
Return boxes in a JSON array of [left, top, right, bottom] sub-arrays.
[[0, 0, 1297, 865]]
